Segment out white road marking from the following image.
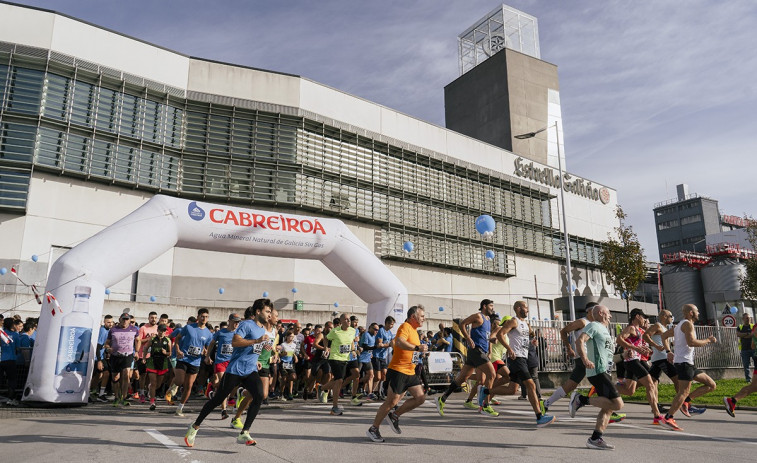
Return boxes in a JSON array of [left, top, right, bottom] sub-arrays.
[[144, 428, 196, 460]]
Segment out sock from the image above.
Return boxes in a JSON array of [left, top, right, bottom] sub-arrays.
[[544, 387, 565, 408], [579, 395, 590, 406], [99, 387, 105, 395], [591, 430, 602, 441], [150, 398, 155, 404], [536, 412, 542, 420], [178, 403, 184, 411], [664, 413, 672, 420], [483, 388, 490, 396]]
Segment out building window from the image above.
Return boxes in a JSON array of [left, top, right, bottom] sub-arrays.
[[657, 219, 679, 231], [660, 240, 680, 249], [680, 214, 702, 225]]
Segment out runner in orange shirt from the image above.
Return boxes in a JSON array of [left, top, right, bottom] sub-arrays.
[[366, 305, 428, 443]]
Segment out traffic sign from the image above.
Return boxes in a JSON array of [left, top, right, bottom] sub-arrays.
[[722, 315, 736, 327]]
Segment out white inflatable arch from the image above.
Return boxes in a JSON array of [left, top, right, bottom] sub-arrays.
[[23, 195, 408, 404]]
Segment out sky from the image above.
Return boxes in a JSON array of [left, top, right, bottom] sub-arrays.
[[12, 0, 757, 260]]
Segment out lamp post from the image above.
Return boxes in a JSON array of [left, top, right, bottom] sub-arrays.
[[515, 122, 576, 321]]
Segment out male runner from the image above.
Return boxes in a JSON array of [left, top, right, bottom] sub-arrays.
[[358, 323, 378, 399], [206, 314, 240, 418], [615, 309, 660, 422], [660, 304, 717, 431], [136, 311, 159, 403], [185, 299, 271, 447], [483, 301, 556, 426], [91, 314, 113, 402], [301, 323, 317, 400], [144, 323, 172, 410], [105, 313, 139, 407], [725, 321, 757, 415], [345, 315, 364, 405], [320, 313, 357, 415], [570, 305, 623, 450], [372, 316, 395, 399], [168, 308, 213, 416], [367, 305, 428, 443], [643, 309, 679, 419]]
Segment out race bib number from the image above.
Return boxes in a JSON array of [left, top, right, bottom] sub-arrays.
[[252, 343, 264, 354], [338, 344, 351, 354], [220, 343, 233, 355], [282, 361, 294, 370], [187, 346, 202, 356], [412, 352, 421, 363]]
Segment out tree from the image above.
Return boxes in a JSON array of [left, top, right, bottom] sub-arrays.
[[600, 205, 647, 320], [740, 217, 757, 301]]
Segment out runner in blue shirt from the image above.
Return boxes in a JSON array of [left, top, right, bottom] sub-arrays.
[[91, 315, 113, 402], [372, 316, 395, 399], [359, 323, 378, 399], [168, 309, 212, 416], [205, 313, 240, 419], [185, 299, 272, 448]]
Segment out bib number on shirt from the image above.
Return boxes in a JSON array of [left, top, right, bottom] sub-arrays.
[[220, 344, 233, 355], [338, 344, 351, 354], [252, 343, 264, 354], [282, 361, 294, 370], [412, 351, 421, 364], [187, 346, 202, 356]]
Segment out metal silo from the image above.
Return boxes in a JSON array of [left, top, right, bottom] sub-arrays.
[[662, 264, 705, 321], [701, 257, 745, 322]]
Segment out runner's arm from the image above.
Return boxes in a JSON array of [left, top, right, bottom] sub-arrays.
[[682, 321, 716, 347], [642, 324, 665, 351], [575, 332, 594, 369], [459, 313, 482, 347]]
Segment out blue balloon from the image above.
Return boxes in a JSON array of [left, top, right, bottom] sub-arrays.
[[334, 302, 339, 308], [150, 296, 156, 302], [0, 267, 6, 275], [485, 250, 495, 260], [730, 306, 738, 314], [438, 306, 444, 312], [403, 241, 414, 253], [105, 288, 111, 295], [31, 254, 38, 262], [475, 215, 496, 236], [262, 291, 269, 297], [219, 288, 225, 295], [291, 288, 298, 293]]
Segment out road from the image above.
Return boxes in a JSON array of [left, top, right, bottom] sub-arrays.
[[1, 392, 754, 463]]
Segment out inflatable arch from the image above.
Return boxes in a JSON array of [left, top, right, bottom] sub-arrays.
[[23, 195, 408, 404]]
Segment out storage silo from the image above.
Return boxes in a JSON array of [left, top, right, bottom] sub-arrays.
[[662, 264, 705, 321], [701, 257, 745, 322]]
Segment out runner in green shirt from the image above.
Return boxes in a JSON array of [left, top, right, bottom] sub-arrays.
[[319, 314, 357, 415]]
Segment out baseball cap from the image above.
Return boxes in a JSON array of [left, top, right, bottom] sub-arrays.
[[228, 313, 241, 322], [157, 324, 167, 332], [500, 315, 512, 326], [120, 313, 130, 320], [629, 308, 648, 320]]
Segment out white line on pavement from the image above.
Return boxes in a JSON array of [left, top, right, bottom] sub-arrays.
[[144, 428, 197, 460]]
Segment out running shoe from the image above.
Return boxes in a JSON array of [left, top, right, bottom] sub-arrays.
[[609, 412, 625, 423], [517, 396, 527, 400], [97, 394, 109, 403], [687, 405, 706, 415], [652, 416, 663, 425], [330, 406, 343, 416], [435, 397, 445, 417], [366, 426, 384, 443], [184, 425, 198, 447], [536, 414, 556, 427], [660, 416, 683, 431], [132, 392, 140, 400], [112, 399, 122, 407], [586, 437, 614, 450], [351, 396, 363, 406], [480, 405, 499, 417], [175, 408, 184, 417], [231, 418, 243, 429], [121, 400, 130, 407], [490, 398, 501, 406], [568, 391, 584, 418], [723, 397, 736, 418], [165, 390, 174, 405], [139, 394, 146, 404], [539, 399, 546, 416], [587, 386, 597, 397], [463, 400, 478, 410], [367, 393, 378, 401], [680, 402, 691, 417], [385, 411, 402, 434], [319, 391, 329, 404], [221, 409, 229, 420], [477, 385, 486, 407], [237, 431, 256, 446]]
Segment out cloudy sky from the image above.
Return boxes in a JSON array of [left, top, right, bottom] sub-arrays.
[[15, 0, 757, 259]]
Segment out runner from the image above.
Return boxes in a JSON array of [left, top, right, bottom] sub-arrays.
[[570, 305, 624, 450], [320, 313, 358, 415], [184, 299, 272, 447], [136, 311, 159, 403], [725, 323, 757, 416], [358, 323, 378, 399], [143, 323, 172, 411], [435, 299, 499, 417], [205, 313, 241, 418], [660, 304, 717, 431], [277, 332, 298, 400], [91, 314, 113, 402], [168, 308, 213, 417], [366, 305, 428, 443], [313, 321, 333, 399], [345, 315, 364, 406], [643, 309, 679, 420], [372, 316, 395, 399], [615, 309, 660, 422], [485, 301, 556, 426], [104, 313, 139, 407], [301, 322, 317, 400]]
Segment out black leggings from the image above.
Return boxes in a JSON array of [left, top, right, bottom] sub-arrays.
[[0, 361, 17, 397], [194, 372, 263, 432]]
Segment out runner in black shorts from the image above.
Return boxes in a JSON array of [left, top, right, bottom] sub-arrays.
[[644, 309, 679, 404], [616, 309, 660, 423]]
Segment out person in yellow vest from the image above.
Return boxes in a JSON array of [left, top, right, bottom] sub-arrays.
[[736, 313, 755, 382], [724, 322, 757, 417]]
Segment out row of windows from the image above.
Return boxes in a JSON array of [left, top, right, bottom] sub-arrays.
[[682, 235, 705, 245], [654, 201, 700, 217], [657, 219, 679, 231], [660, 240, 680, 249], [0, 55, 605, 274], [680, 214, 702, 226]]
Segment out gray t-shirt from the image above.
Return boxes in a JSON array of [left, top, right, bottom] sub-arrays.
[[582, 321, 614, 377]]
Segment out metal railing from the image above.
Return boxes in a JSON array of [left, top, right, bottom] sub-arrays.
[[422, 352, 464, 386]]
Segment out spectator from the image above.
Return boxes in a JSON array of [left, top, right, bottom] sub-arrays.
[[0, 317, 20, 405], [737, 313, 755, 382]]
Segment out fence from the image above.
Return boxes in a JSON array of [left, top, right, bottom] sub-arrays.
[[422, 352, 464, 386]]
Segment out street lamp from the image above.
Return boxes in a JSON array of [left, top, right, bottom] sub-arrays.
[[515, 122, 576, 321]]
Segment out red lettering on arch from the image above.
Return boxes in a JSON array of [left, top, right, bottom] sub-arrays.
[[210, 209, 224, 223], [252, 214, 266, 229], [238, 212, 251, 227], [286, 218, 300, 232]]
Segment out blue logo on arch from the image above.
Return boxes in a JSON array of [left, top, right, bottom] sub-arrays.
[[188, 201, 205, 221]]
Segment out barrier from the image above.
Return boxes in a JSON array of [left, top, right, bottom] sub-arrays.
[[422, 352, 463, 386]]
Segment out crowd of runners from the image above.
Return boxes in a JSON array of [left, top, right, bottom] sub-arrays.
[[3, 297, 755, 451]]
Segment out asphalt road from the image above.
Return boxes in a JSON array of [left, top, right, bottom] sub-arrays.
[[1, 392, 755, 463]]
